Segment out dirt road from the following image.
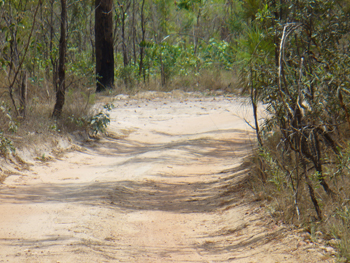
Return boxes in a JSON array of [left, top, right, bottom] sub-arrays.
[[0, 92, 332, 262]]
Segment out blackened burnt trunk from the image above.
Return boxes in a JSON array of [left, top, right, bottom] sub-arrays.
[[95, 0, 114, 92], [52, 0, 67, 118]]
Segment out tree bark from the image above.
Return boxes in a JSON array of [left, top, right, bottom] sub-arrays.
[[132, 0, 137, 65], [139, 0, 146, 81], [52, 0, 67, 118], [121, 9, 128, 67], [19, 71, 27, 118], [95, 0, 114, 92], [118, 1, 131, 68]]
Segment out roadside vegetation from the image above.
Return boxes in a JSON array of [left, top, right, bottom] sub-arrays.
[[0, 0, 237, 158], [238, 1, 350, 261], [1, 0, 350, 260]]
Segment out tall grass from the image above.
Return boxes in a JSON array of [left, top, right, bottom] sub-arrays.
[[248, 127, 350, 262], [0, 72, 96, 157], [113, 68, 238, 95]]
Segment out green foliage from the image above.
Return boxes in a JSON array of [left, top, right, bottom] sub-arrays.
[[241, 0, 262, 21], [241, 0, 350, 258], [0, 0, 237, 93], [202, 39, 233, 70], [334, 206, 350, 229], [332, 206, 350, 259], [90, 112, 110, 135], [116, 38, 234, 85], [90, 103, 114, 135], [116, 63, 138, 87], [103, 103, 115, 111], [234, 24, 274, 68], [0, 102, 18, 133], [176, 0, 202, 11], [49, 122, 61, 132], [259, 147, 286, 191], [0, 131, 15, 156], [67, 115, 86, 128], [68, 103, 114, 136], [67, 50, 95, 86]]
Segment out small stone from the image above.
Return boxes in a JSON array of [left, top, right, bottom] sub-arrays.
[[297, 241, 306, 248], [327, 239, 340, 246], [315, 231, 323, 237], [301, 233, 311, 241], [325, 246, 336, 255]]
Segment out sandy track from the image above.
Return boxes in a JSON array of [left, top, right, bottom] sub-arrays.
[[0, 93, 332, 262]]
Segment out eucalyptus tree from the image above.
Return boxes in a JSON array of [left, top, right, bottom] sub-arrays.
[[52, 0, 67, 118], [0, 0, 42, 117], [95, 0, 114, 92], [238, 0, 350, 220]]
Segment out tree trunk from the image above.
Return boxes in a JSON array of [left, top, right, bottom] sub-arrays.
[[121, 10, 128, 67], [119, 1, 131, 68], [95, 0, 114, 92], [303, 162, 323, 221], [19, 71, 27, 118], [160, 51, 165, 87], [132, 0, 137, 65], [250, 64, 262, 147], [89, 3, 95, 64], [52, 0, 67, 118], [139, 0, 146, 81]]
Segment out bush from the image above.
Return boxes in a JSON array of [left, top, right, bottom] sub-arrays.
[[240, 0, 350, 260], [0, 131, 15, 157]]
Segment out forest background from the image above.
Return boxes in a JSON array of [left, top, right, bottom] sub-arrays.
[[1, 0, 350, 261]]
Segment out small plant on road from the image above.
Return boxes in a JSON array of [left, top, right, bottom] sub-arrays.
[[90, 103, 115, 136]]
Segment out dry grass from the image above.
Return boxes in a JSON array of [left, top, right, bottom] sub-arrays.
[[0, 67, 238, 183], [248, 129, 350, 262], [111, 68, 239, 96], [0, 68, 238, 166], [0, 72, 96, 159]]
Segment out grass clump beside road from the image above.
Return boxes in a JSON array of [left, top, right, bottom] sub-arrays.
[[234, 1, 350, 261], [0, 72, 115, 180], [248, 127, 350, 262]]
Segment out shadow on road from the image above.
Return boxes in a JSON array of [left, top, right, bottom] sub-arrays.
[[0, 162, 250, 214], [0, 126, 284, 261], [83, 128, 254, 161]]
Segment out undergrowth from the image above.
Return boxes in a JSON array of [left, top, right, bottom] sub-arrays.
[[0, 72, 118, 161], [249, 128, 350, 262], [0, 68, 237, 160], [112, 68, 238, 96]]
